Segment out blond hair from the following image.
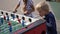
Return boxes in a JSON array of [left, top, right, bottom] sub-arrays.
[[36, 1, 49, 12]]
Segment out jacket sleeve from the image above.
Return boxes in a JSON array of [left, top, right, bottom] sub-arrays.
[[46, 16, 56, 27]]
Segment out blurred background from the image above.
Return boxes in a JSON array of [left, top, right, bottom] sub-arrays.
[[0, 0, 60, 34]]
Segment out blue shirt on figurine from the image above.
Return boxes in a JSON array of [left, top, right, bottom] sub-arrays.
[[9, 25, 12, 32], [6, 15, 9, 21], [0, 16, 4, 25], [21, 20, 26, 27], [21, 17, 26, 27], [44, 12, 57, 34]]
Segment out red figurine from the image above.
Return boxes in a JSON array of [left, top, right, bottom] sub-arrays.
[[4, 15, 6, 20], [8, 21, 11, 26], [8, 21, 12, 32], [16, 15, 21, 23], [17, 18, 21, 23]]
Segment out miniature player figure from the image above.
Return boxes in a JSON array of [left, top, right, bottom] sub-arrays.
[[0, 11, 4, 24], [16, 15, 21, 23], [1, 11, 6, 20], [21, 17, 26, 27], [11, 13, 15, 20], [4, 15, 6, 20], [0, 16, 4, 24], [1, 11, 3, 15], [11, 14, 13, 18], [6, 13, 9, 21], [1, 11, 6, 24], [8, 21, 12, 32], [29, 18, 32, 22]]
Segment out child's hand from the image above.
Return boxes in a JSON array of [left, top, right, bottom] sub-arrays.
[[24, 10, 33, 16], [24, 11, 28, 14], [13, 9, 17, 13]]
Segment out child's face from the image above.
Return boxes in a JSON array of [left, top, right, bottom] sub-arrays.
[[37, 9, 46, 17]]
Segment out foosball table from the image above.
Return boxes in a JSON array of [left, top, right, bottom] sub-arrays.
[[0, 10, 46, 34]]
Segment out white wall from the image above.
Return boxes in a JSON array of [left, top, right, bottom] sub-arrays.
[[0, 0, 18, 11]]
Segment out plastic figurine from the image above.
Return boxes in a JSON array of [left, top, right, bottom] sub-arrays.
[[0, 11, 4, 24], [16, 15, 21, 23], [21, 17, 26, 27], [29, 18, 32, 22], [11, 14, 15, 20], [8, 21, 12, 32], [6, 13, 9, 21]]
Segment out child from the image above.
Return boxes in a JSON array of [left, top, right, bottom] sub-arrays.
[[13, 0, 35, 18], [36, 2, 57, 34]]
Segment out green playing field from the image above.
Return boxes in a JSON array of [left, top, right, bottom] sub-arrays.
[[0, 16, 27, 34]]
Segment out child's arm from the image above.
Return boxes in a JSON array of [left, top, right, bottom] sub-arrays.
[[15, 2, 20, 10], [46, 16, 56, 27], [13, 0, 21, 13]]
